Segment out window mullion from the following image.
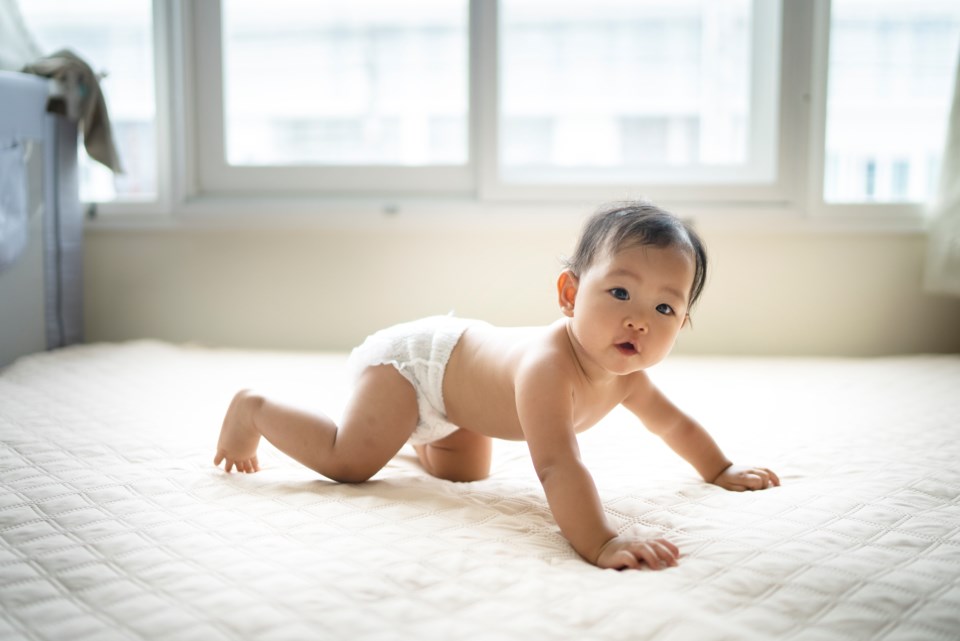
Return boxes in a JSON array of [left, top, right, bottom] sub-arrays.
[[193, 0, 227, 196], [804, 0, 831, 218], [474, 0, 499, 202]]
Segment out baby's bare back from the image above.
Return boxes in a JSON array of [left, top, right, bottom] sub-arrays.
[[442, 319, 629, 440], [441, 323, 540, 440]]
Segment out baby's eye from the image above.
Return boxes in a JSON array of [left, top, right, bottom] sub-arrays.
[[609, 288, 630, 301], [656, 303, 675, 315]]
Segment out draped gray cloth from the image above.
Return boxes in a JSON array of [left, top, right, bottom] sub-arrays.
[[23, 49, 124, 174]]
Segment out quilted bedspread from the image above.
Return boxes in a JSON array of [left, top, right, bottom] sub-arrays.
[[1, 342, 958, 641]]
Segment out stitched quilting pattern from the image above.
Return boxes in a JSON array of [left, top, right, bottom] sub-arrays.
[[1, 343, 958, 640]]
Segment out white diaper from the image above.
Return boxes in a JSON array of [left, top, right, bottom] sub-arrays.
[[346, 315, 484, 445]]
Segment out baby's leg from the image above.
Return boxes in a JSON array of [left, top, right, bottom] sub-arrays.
[[414, 428, 492, 482], [215, 365, 419, 482]]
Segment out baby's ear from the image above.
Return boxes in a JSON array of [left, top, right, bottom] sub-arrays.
[[682, 313, 692, 329], [557, 270, 579, 317]]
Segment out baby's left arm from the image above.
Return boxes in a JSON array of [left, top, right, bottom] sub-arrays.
[[622, 373, 780, 491]]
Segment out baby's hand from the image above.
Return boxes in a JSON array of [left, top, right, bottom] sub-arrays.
[[594, 536, 679, 570], [712, 464, 780, 491]]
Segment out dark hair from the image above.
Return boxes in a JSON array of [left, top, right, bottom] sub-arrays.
[[564, 201, 708, 309]]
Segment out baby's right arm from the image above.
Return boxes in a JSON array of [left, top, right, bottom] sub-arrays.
[[514, 357, 679, 570]]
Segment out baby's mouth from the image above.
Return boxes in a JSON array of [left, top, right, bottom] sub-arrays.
[[616, 341, 638, 356]]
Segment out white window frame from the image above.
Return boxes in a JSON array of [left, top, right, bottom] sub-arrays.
[[804, 0, 930, 228], [190, 0, 475, 197], [186, 0, 799, 206], [479, 0, 792, 206], [87, 0, 944, 231], [80, 0, 174, 218]]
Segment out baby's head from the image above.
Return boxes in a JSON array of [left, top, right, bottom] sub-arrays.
[[564, 201, 708, 310]]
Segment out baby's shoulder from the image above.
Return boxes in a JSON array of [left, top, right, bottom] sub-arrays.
[[512, 324, 579, 382], [452, 321, 566, 381]]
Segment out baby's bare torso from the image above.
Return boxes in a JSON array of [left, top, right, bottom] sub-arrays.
[[442, 319, 632, 440]]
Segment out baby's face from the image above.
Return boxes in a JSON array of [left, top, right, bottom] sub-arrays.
[[569, 243, 694, 374]]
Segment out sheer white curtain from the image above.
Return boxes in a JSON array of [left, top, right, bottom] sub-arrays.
[[0, 0, 40, 71], [925, 46, 960, 297]]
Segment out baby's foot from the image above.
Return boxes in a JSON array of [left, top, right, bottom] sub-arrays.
[[214, 390, 262, 473]]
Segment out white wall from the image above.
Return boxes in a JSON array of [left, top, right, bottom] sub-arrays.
[[83, 223, 960, 356]]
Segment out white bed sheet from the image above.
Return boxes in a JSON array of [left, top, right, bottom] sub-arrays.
[[1, 342, 958, 641]]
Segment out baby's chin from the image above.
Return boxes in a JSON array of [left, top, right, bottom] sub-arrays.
[[626, 351, 670, 372]]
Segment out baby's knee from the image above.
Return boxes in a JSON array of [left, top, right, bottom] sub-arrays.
[[324, 460, 377, 484], [419, 443, 491, 483], [328, 470, 375, 484], [434, 467, 490, 483], [232, 388, 266, 412]]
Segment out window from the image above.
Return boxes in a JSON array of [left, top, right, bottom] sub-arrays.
[[194, 0, 471, 195], [221, 0, 468, 167], [19, 0, 156, 203], [823, 0, 960, 204], [195, 0, 784, 199], [13, 0, 960, 222], [498, 0, 778, 186]]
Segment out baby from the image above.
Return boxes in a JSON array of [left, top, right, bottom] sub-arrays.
[[215, 201, 780, 570]]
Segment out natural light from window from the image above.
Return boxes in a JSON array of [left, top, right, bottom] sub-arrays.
[[19, 0, 156, 203], [17, 0, 960, 210], [222, 0, 469, 167], [824, 0, 960, 203], [498, 0, 778, 185]]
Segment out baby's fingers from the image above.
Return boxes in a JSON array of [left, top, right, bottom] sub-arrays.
[[743, 473, 767, 490], [762, 467, 781, 487], [636, 546, 661, 570], [612, 550, 643, 570], [597, 537, 680, 571], [631, 541, 678, 570], [219, 455, 238, 473], [654, 538, 680, 562], [730, 469, 776, 491], [214, 450, 235, 472], [648, 539, 679, 567], [746, 468, 780, 490]]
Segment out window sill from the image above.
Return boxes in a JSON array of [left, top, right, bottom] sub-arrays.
[[83, 194, 931, 236]]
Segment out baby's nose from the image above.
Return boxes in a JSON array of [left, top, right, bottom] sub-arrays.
[[625, 317, 648, 333]]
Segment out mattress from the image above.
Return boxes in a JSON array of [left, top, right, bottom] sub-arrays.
[[1, 342, 958, 641]]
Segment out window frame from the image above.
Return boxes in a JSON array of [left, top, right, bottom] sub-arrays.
[[804, 0, 931, 227], [190, 0, 476, 197], [66, 0, 171, 217], [88, 0, 945, 231], [481, 0, 792, 205]]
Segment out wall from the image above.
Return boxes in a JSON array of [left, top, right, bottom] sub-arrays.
[[83, 222, 960, 356]]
